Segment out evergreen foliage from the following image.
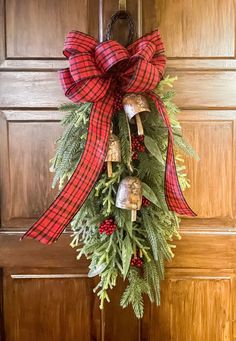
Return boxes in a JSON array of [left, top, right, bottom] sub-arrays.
[[51, 77, 198, 318]]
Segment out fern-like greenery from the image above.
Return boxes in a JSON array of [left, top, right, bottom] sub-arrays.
[[50, 102, 92, 189], [51, 77, 198, 318]]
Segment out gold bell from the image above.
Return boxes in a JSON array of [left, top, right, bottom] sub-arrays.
[[105, 133, 121, 177], [116, 176, 142, 221], [122, 94, 150, 136]]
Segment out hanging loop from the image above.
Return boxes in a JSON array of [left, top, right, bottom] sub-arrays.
[[105, 10, 136, 47]]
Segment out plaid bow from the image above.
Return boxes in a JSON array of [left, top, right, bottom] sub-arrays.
[[22, 30, 195, 245]]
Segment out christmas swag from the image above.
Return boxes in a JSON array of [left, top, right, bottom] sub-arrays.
[[22, 24, 198, 318]]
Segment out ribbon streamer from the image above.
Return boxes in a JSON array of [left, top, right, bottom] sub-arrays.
[[22, 30, 195, 245]]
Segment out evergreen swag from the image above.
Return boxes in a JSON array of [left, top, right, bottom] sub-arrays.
[[50, 76, 198, 318]]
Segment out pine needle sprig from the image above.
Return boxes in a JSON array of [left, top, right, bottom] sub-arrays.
[[118, 111, 133, 172], [95, 164, 125, 216], [144, 260, 161, 305], [50, 103, 92, 189], [120, 268, 151, 319]]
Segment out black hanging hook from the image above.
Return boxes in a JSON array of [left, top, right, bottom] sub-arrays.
[[105, 10, 136, 46]]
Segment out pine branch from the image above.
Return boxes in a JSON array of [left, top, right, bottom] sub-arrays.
[[120, 268, 151, 319], [118, 111, 133, 172], [95, 164, 125, 216], [142, 209, 159, 261], [50, 103, 91, 188], [174, 134, 200, 160], [144, 260, 161, 305]]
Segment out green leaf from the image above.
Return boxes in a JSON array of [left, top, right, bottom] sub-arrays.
[[144, 136, 165, 165], [142, 182, 159, 207], [122, 235, 133, 279], [155, 190, 169, 213], [125, 220, 133, 236]]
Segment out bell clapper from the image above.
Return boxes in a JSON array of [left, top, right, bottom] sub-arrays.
[[105, 132, 121, 178], [131, 209, 137, 222], [107, 160, 113, 178], [135, 113, 144, 136], [122, 94, 149, 136]]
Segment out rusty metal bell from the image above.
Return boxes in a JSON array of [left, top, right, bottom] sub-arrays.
[[122, 94, 150, 136], [116, 176, 142, 221], [105, 133, 121, 177]]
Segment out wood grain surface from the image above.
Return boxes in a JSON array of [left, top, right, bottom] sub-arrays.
[[144, 0, 235, 57], [4, 269, 101, 341], [142, 269, 232, 341], [6, 0, 91, 58]]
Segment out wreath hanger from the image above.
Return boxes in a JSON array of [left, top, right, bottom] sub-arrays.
[[99, 0, 143, 44]]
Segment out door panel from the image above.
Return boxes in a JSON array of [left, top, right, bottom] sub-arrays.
[[5, 0, 97, 58], [0, 0, 235, 340], [0, 111, 63, 228], [163, 0, 234, 57], [143, 270, 233, 341], [4, 269, 101, 341], [181, 117, 234, 220], [144, 0, 235, 58]]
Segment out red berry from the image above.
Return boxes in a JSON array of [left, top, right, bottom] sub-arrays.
[[142, 196, 151, 207], [114, 91, 124, 113], [132, 151, 138, 160], [99, 218, 117, 235], [131, 254, 143, 268], [131, 134, 146, 155]]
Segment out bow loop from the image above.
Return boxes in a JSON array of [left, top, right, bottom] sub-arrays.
[[122, 59, 160, 93], [59, 68, 74, 95], [63, 31, 98, 57], [95, 41, 129, 73], [69, 53, 103, 83], [128, 30, 165, 55], [130, 41, 156, 61], [59, 67, 110, 103]]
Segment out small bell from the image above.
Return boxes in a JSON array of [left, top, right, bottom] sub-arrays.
[[123, 94, 150, 136], [105, 133, 121, 177], [116, 176, 142, 221]]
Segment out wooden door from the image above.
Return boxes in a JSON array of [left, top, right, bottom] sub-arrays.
[[0, 0, 235, 340]]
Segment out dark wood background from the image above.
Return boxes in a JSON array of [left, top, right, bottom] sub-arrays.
[[0, 0, 236, 340]]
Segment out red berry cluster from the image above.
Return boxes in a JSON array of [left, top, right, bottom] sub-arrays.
[[99, 218, 117, 235], [114, 92, 123, 113], [131, 135, 145, 160], [142, 196, 151, 207], [131, 255, 143, 268]]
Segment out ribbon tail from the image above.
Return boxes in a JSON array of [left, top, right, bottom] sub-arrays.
[[147, 92, 196, 217], [22, 94, 114, 244]]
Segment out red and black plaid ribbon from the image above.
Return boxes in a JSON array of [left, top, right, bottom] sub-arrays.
[[22, 30, 195, 245]]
